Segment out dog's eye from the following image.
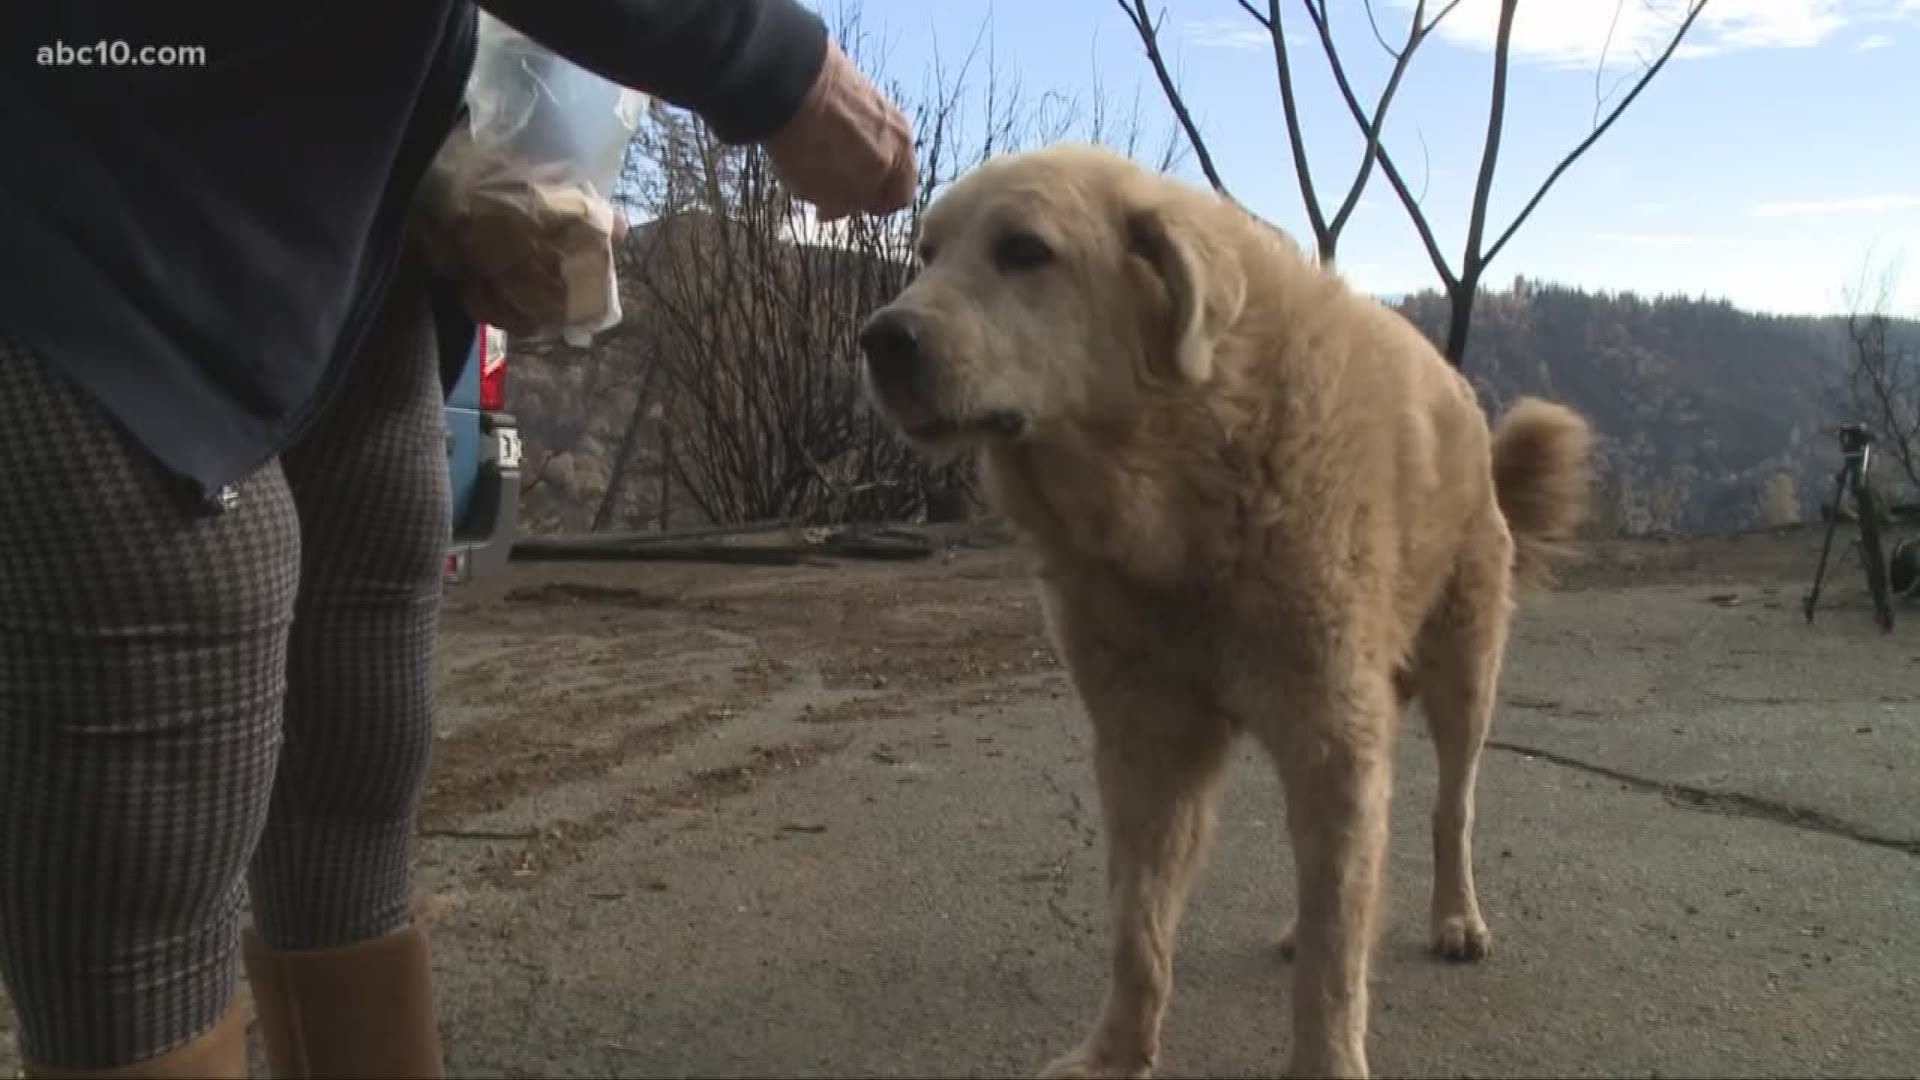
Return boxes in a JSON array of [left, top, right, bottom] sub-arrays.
[[993, 230, 1054, 271]]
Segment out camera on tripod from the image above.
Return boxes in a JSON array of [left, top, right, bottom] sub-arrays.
[[1804, 421, 1895, 631], [1835, 423, 1875, 456]]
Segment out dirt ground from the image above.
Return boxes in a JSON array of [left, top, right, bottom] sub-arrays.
[[2, 522, 1916, 1077]]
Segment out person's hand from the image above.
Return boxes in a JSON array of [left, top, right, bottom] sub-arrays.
[[765, 39, 917, 222]]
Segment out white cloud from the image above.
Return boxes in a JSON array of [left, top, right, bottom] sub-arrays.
[[1701, 0, 1848, 51], [1749, 193, 1920, 217], [1855, 32, 1896, 49], [1591, 230, 1701, 248], [1386, 0, 1920, 70], [1178, 16, 1301, 51]]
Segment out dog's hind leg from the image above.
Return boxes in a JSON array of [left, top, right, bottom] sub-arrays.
[[1041, 684, 1232, 1080], [1414, 525, 1513, 962]]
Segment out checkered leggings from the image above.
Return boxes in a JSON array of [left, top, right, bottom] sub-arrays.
[[0, 265, 452, 1070]]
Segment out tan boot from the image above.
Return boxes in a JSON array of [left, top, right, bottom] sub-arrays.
[[19, 1003, 248, 1078], [241, 922, 446, 1080]]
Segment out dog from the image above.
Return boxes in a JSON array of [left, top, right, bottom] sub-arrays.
[[858, 143, 1592, 1079]]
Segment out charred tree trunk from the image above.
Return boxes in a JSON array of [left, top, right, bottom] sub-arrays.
[[658, 423, 674, 530], [591, 400, 652, 532], [1443, 276, 1478, 369], [591, 364, 663, 532]]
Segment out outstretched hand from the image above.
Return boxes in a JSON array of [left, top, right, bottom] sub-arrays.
[[765, 39, 917, 222]]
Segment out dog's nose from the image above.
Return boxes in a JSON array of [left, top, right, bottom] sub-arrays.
[[859, 309, 923, 387]]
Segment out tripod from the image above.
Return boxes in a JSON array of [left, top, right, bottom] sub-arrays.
[[1803, 423, 1895, 632]]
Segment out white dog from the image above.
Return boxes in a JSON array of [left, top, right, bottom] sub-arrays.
[[859, 144, 1592, 1079]]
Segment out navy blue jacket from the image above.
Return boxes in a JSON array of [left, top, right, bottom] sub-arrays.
[[0, 1, 827, 509]]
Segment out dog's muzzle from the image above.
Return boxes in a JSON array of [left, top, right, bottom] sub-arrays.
[[859, 309, 925, 390], [859, 309, 943, 436]]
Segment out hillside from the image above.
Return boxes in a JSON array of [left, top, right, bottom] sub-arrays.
[[1394, 279, 1919, 533], [509, 264, 1919, 537]]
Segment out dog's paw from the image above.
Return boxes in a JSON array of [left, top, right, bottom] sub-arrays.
[[1039, 1046, 1153, 1079], [1431, 913, 1493, 961]]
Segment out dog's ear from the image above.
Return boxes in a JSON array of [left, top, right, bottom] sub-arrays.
[[1125, 204, 1244, 383]]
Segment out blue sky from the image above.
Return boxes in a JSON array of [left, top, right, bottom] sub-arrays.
[[839, 0, 1920, 317]]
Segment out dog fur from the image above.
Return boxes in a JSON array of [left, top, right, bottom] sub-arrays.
[[859, 143, 1593, 1079]]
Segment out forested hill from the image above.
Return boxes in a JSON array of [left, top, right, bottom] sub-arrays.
[[1391, 279, 1918, 533], [512, 266, 1917, 538]]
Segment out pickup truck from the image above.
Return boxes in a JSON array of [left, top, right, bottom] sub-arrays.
[[443, 321, 522, 583]]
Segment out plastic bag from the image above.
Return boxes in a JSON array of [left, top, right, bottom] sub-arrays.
[[413, 13, 647, 346]]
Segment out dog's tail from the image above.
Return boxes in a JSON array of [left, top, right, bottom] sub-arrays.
[[1490, 397, 1594, 589]]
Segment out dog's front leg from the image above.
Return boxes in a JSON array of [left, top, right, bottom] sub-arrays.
[[1042, 698, 1232, 1080], [1269, 682, 1395, 1080]]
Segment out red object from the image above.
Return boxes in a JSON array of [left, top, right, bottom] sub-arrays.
[[478, 325, 509, 412]]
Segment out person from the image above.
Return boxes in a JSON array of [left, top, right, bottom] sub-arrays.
[[0, 2, 917, 1077]]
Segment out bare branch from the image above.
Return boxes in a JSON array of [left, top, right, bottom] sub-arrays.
[[1360, 0, 1464, 55], [1482, 0, 1708, 267], [519, 447, 567, 494], [1459, 0, 1520, 284], [1361, 0, 1401, 58], [1593, 0, 1626, 127], [1303, 0, 1427, 248], [1414, 128, 1432, 205], [1267, 0, 1330, 252], [1109, 0, 1697, 371], [544, 0, 1195, 530], [1306, 1, 1457, 288], [1113, 0, 1231, 192]]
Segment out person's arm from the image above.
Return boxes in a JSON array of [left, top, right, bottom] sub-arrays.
[[473, 0, 828, 145]]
